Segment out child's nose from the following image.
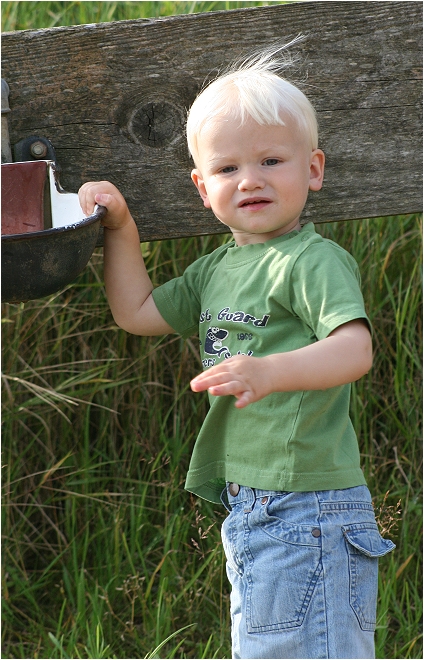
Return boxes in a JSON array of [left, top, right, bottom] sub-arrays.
[[237, 167, 265, 191]]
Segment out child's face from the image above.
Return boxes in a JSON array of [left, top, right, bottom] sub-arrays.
[[191, 115, 325, 246]]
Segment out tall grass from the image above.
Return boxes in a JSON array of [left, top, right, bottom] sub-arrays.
[[1, 0, 285, 32], [1, 2, 422, 659], [2, 217, 422, 659], [320, 216, 422, 659]]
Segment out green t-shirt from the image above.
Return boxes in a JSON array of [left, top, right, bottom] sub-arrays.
[[152, 223, 369, 503]]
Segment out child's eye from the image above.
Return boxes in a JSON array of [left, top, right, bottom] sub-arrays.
[[219, 166, 237, 174], [263, 158, 281, 166]]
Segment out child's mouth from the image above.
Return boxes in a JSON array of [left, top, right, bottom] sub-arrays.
[[239, 198, 271, 209]]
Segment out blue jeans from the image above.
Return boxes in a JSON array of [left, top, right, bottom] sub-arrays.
[[221, 484, 395, 659]]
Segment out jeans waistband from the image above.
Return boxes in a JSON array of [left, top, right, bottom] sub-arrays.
[[220, 482, 373, 512], [220, 483, 288, 511]]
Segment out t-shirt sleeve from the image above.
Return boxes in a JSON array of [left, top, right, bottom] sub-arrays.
[[289, 240, 371, 340], [151, 258, 203, 339]]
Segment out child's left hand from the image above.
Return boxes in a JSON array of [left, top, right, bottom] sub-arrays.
[[190, 355, 271, 409]]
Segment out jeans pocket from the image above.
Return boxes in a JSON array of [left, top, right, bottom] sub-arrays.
[[342, 522, 395, 631], [246, 521, 322, 632]]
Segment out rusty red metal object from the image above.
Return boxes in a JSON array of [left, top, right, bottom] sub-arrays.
[[1, 160, 49, 234]]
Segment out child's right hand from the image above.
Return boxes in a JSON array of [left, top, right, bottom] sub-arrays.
[[78, 181, 133, 230]]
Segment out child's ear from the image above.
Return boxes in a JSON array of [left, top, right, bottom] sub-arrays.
[[191, 169, 211, 208], [309, 149, 325, 191]]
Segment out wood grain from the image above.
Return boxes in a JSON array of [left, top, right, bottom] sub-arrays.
[[2, 1, 422, 244]]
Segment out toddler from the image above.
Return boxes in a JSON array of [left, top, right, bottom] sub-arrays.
[[79, 42, 395, 660]]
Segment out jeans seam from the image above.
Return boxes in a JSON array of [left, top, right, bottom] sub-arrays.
[[317, 494, 330, 658]]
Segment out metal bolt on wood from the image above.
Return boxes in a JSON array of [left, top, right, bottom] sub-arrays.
[[30, 140, 48, 158]]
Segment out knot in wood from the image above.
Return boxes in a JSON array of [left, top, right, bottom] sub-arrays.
[[128, 101, 184, 148]]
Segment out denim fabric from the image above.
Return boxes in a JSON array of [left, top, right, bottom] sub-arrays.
[[221, 485, 395, 659]]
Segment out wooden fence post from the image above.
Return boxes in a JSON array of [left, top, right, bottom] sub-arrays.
[[1, 1, 422, 243]]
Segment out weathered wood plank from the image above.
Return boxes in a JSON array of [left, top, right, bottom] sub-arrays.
[[1, 1, 422, 244]]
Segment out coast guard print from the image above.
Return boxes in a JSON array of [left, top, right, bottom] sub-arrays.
[[204, 327, 232, 360], [199, 306, 267, 368]]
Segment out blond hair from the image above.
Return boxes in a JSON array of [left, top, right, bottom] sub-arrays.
[[187, 37, 318, 161]]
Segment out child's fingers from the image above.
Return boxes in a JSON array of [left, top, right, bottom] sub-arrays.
[[94, 193, 112, 206], [78, 182, 120, 216], [190, 355, 266, 408], [191, 360, 246, 392], [192, 355, 251, 383], [203, 377, 253, 408], [208, 379, 243, 397], [234, 391, 252, 409], [191, 369, 252, 403], [94, 193, 116, 219], [78, 182, 134, 231], [190, 369, 229, 392], [78, 182, 100, 215]]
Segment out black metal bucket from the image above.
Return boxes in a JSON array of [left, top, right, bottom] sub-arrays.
[[1, 160, 106, 303], [2, 211, 105, 302]]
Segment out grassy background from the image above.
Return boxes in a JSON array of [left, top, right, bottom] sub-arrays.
[[1, 0, 285, 31], [1, 2, 422, 659]]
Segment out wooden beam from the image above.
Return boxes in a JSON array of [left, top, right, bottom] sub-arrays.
[[2, 1, 422, 243]]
